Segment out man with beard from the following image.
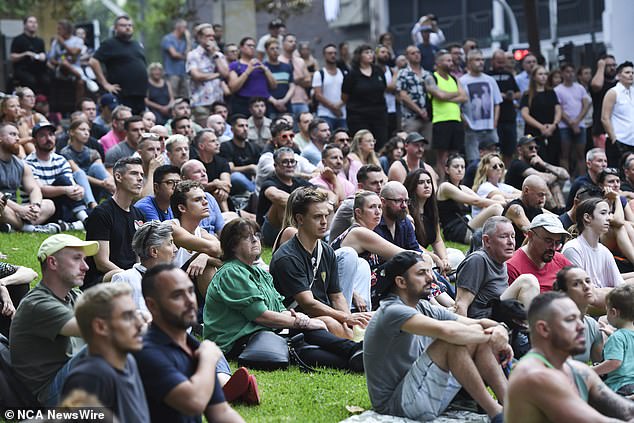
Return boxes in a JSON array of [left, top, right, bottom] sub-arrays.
[[301, 118, 331, 167], [246, 97, 272, 148], [135, 264, 244, 423], [365, 252, 509, 422], [219, 115, 260, 195], [10, 16, 49, 94], [313, 44, 347, 131], [396, 45, 431, 138], [424, 51, 468, 179], [376, 45, 399, 140], [373, 181, 421, 253], [503, 175, 551, 249], [85, 157, 146, 288], [192, 130, 231, 211], [62, 283, 150, 423], [25, 122, 89, 228], [388, 133, 438, 187], [455, 216, 540, 318], [90, 15, 148, 114], [99, 105, 132, 153], [0, 123, 56, 232], [310, 144, 355, 203], [506, 135, 569, 210], [105, 115, 145, 169], [506, 214, 572, 293], [505, 292, 634, 422], [590, 55, 617, 150]]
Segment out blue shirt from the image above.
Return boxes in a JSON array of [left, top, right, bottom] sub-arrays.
[[161, 32, 187, 76], [373, 216, 422, 264], [134, 324, 226, 423], [135, 196, 174, 222], [200, 192, 224, 235]]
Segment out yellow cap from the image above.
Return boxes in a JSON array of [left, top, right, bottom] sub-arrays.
[[37, 234, 99, 262]]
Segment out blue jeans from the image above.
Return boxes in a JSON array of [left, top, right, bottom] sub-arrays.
[[559, 127, 587, 146], [335, 247, 371, 310], [464, 129, 499, 163], [291, 103, 310, 117], [72, 170, 95, 206], [86, 161, 111, 202], [41, 345, 87, 406], [52, 173, 88, 221], [230, 172, 255, 195]]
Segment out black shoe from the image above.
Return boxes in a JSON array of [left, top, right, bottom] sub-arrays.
[[0, 223, 12, 233], [348, 349, 364, 373]]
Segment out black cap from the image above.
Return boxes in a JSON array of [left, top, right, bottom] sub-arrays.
[[405, 132, 428, 145], [269, 18, 284, 28], [518, 135, 538, 146], [478, 138, 499, 150], [375, 251, 427, 299], [31, 121, 56, 137]]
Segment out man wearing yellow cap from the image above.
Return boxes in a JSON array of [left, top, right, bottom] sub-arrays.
[[9, 234, 98, 406]]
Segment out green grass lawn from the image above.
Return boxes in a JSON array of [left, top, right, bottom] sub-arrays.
[[0, 232, 468, 422]]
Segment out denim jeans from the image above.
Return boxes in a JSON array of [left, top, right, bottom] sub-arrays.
[[319, 116, 347, 131], [230, 172, 255, 195]]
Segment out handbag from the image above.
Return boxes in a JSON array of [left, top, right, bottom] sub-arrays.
[[237, 331, 290, 370]]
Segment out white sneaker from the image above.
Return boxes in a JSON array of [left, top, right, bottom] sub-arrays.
[[84, 78, 99, 93], [32, 223, 61, 234]]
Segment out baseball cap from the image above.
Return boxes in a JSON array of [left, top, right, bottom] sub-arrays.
[[405, 132, 429, 145], [37, 234, 99, 262], [479, 138, 499, 150], [528, 213, 569, 235], [31, 121, 56, 137], [518, 135, 538, 146], [100, 93, 119, 109], [375, 251, 430, 299], [269, 18, 284, 28]]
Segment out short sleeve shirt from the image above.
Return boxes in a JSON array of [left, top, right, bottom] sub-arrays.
[[487, 69, 520, 123], [603, 329, 634, 391], [270, 236, 341, 310], [256, 175, 310, 225], [459, 72, 503, 131], [520, 90, 560, 135], [456, 250, 508, 318], [218, 140, 261, 168], [134, 325, 226, 423], [506, 159, 531, 190], [506, 248, 571, 292], [342, 66, 387, 116], [202, 155, 230, 181], [161, 32, 187, 76], [186, 46, 224, 107], [396, 65, 428, 118], [364, 295, 457, 415], [60, 144, 100, 173], [93, 37, 148, 97]]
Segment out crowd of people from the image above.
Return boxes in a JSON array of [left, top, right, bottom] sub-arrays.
[[1, 11, 634, 423]]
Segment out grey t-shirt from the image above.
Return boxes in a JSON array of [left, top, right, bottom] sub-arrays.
[[573, 314, 602, 363], [329, 197, 353, 242], [364, 294, 457, 416], [105, 141, 136, 168], [456, 250, 508, 319]]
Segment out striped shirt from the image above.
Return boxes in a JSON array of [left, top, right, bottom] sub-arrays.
[[24, 152, 74, 185]]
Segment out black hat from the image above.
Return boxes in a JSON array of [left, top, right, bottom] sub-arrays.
[[376, 251, 427, 299], [405, 132, 428, 144], [31, 121, 56, 137], [518, 135, 538, 146], [478, 138, 499, 150]]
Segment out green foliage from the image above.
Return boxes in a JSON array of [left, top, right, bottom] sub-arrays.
[[255, 0, 313, 21], [0, 0, 85, 20]]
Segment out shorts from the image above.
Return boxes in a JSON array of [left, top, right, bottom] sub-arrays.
[[432, 121, 465, 152], [398, 351, 462, 421], [497, 122, 517, 156], [559, 127, 587, 145]]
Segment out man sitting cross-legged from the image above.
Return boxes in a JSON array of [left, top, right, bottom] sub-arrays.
[[365, 251, 510, 422], [505, 291, 634, 422]]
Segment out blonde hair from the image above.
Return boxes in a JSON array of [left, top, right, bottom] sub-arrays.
[[350, 129, 380, 166], [472, 152, 504, 192], [74, 283, 133, 343], [353, 190, 379, 222], [148, 62, 163, 73]]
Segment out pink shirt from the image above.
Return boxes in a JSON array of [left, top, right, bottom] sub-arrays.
[[99, 129, 125, 152], [310, 173, 356, 197]]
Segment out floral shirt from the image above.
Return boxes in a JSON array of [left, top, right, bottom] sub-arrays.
[[396, 65, 429, 118], [186, 46, 224, 107]]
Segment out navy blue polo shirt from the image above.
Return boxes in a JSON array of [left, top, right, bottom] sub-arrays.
[[134, 324, 225, 423], [373, 217, 422, 262]]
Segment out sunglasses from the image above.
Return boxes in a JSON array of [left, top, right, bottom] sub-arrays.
[[491, 163, 505, 170]]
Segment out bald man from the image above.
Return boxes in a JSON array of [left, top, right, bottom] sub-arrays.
[[374, 181, 422, 253], [206, 114, 231, 143], [503, 175, 550, 249]]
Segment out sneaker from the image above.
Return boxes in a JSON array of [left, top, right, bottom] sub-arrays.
[[84, 78, 99, 93], [348, 348, 364, 373], [222, 367, 250, 403], [32, 223, 61, 234], [57, 220, 71, 232], [0, 223, 12, 233], [244, 374, 261, 405]]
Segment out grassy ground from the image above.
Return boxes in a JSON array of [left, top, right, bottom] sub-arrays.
[[1, 232, 468, 422]]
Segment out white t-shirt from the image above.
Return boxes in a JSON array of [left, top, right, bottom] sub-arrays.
[[312, 67, 346, 119], [562, 235, 624, 288], [459, 72, 503, 131], [472, 181, 515, 217]]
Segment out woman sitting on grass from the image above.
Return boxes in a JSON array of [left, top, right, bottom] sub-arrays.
[[203, 218, 364, 371], [437, 154, 505, 244], [471, 152, 520, 217], [378, 136, 404, 175], [347, 129, 381, 168]]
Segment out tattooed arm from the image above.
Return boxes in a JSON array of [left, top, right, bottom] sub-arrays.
[[579, 362, 634, 421]]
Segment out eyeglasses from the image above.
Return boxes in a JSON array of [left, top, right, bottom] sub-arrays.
[[491, 163, 505, 170], [383, 197, 411, 206], [162, 179, 181, 187], [526, 145, 538, 151], [336, 137, 350, 143], [279, 159, 297, 166], [280, 133, 295, 140], [531, 230, 564, 248]]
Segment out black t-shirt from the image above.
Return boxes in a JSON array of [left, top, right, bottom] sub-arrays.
[[463, 161, 478, 189], [520, 90, 559, 136], [93, 37, 148, 96], [202, 155, 230, 182], [91, 122, 109, 140], [256, 175, 310, 225], [270, 236, 341, 310], [487, 69, 520, 123], [218, 140, 261, 169], [591, 79, 617, 135], [503, 198, 541, 249], [85, 198, 145, 288], [10, 33, 46, 74], [506, 159, 531, 190], [62, 354, 150, 423], [342, 65, 387, 116]]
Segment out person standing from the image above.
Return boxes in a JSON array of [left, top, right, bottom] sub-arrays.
[[342, 45, 388, 149], [89, 15, 148, 114], [459, 49, 502, 164], [312, 44, 347, 131], [10, 16, 49, 94], [396, 45, 431, 139], [161, 18, 190, 99], [590, 55, 617, 150], [602, 61, 634, 158]]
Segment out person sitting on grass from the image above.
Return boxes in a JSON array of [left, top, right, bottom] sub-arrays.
[[0, 262, 38, 338], [135, 264, 246, 422], [270, 187, 372, 339], [134, 165, 181, 222], [364, 251, 510, 422], [592, 284, 634, 397], [204, 218, 364, 372]]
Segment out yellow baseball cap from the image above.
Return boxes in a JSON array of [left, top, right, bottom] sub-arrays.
[[37, 234, 99, 262]]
